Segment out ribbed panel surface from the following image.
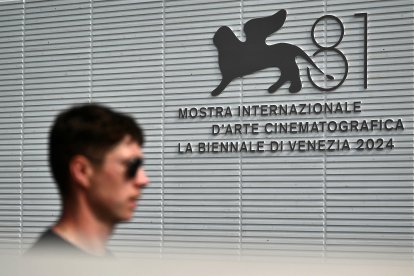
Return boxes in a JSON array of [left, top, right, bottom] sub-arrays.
[[22, 0, 92, 250], [239, 0, 326, 256], [92, 0, 164, 255], [163, 0, 242, 255], [0, 0, 23, 255], [324, 0, 414, 256]]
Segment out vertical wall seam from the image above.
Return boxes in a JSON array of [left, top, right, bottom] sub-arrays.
[[89, 0, 93, 102], [238, 0, 244, 258], [412, 3, 414, 260], [161, 0, 165, 256], [20, 0, 26, 255], [323, 0, 327, 257]]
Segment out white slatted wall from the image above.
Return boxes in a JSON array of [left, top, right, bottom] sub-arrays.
[[22, 0, 92, 252], [164, 0, 242, 256], [240, 0, 326, 256], [92, 0, 164, 255], [0, 0, 23, 255], [0, 0, 412, 258], [325, 0, 414, 256]]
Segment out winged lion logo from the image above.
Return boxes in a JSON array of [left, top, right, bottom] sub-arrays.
[[211, 9, 334, 96]]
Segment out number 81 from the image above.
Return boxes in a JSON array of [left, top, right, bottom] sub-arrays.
[[307, 13, 368, 91]]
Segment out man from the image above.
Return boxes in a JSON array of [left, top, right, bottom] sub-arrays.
[[26, 103, 149, 257]]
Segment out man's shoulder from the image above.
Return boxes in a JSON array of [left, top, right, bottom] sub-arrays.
[[25, 228, 90, 257], [32, 228, 65, 245]]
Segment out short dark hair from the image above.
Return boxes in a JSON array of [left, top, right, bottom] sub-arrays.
[[49, 103, 144, 200]]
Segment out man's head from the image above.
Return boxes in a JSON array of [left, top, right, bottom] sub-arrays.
[[49, 103, 149, 223]]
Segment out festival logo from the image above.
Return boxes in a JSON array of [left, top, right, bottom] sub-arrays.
[[211, 9, 367, 96]]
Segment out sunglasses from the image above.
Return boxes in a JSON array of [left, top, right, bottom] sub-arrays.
[[124, 158, 143, 179], [85, 154, 143, 180]]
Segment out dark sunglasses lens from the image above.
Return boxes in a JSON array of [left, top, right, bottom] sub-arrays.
[[126, 159, 143, 179]]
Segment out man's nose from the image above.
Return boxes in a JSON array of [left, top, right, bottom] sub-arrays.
[[134, 168, 149, 187]]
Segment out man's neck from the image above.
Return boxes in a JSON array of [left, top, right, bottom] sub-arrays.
[[53, 202, 114, 256]]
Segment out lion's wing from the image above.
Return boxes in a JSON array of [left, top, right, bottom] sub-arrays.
[[243, 9, 287, 44]]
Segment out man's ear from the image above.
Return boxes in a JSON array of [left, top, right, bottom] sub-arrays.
[[69, 155, 94, 190]]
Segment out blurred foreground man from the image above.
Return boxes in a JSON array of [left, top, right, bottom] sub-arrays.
[[26, 104, 149, 257]]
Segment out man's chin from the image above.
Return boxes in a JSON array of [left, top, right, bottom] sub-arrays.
[[111, 202, 136, 222], [117, 210, 135, 222]]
